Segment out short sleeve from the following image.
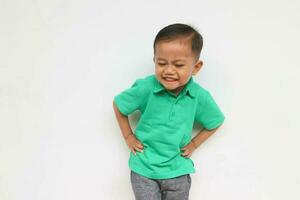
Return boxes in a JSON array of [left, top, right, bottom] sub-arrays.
[[113, 79, 146, 116], [195, 91, 225, 130]]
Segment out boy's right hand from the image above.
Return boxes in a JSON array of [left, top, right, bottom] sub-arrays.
[[125, 133, 144, 155]]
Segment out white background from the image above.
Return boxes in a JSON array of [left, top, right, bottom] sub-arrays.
[[1, 0, 300, 199]]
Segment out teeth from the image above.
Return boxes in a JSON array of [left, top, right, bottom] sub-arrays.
[[164, 77, 176, 81]]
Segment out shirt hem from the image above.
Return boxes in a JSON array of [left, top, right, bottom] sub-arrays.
[[129, 164, 196, 179]]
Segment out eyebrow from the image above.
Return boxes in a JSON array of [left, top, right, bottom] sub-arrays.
[[157, 58, 186, 62]]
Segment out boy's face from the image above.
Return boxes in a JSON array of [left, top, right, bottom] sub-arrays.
[[153, 38, 203, 95]]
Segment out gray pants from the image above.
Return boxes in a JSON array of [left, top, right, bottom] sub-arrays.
[[130, 170, 191, 200]]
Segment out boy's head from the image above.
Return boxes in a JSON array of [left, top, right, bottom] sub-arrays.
[[153, 23, 203, 95]]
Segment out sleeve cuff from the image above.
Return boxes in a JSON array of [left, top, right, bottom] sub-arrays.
[[113, 96, 129, 116], [203, 116, 225, 130]]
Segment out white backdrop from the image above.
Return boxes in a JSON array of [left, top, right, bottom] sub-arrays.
[[1, 0, 300, 199]]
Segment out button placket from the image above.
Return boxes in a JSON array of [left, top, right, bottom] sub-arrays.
[[170, 96, 181, 120], [169, 97, 176, 120], [169, 92, 186, 120], [168, 90, 186, 121]]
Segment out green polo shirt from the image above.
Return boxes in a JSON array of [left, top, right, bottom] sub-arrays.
[[114, 74, 225, 179]]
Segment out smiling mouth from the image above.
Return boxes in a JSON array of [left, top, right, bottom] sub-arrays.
[[163, 77, 178, 82]]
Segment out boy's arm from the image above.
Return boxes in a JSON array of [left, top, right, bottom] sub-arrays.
[[191, 127, 220, 149], [113, 101, 134, 140], [181, 127, 221, 157], [113, 101, 144, 155]]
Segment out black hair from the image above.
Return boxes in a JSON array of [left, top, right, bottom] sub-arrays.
[[153, 23, 203, 61]]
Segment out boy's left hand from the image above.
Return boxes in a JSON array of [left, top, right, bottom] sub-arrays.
[[180, 141, 197, 158]]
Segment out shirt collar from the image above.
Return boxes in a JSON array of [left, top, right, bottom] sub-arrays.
[[153, 76, 196, 98]]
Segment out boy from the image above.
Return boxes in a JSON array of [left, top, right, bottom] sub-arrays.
[[113, 23, 225, 200]]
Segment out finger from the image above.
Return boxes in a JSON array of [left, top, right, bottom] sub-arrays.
[[138, 142, 144, 147], [136, 143, 144, 148], [137, 148, 144, 153], [182, 150, 191, 156], [133, 146, 143, 153], [131, 148, 136, 155], [183, 153, 190, 158]]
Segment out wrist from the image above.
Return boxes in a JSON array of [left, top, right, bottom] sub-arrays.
[[191, 140, 198, 149], [124, 133, 133, 140]]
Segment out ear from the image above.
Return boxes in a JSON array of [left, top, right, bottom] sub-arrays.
[[192, 60, 203, 75]]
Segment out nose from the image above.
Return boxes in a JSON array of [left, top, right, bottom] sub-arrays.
[[164, 64, 175, 74]]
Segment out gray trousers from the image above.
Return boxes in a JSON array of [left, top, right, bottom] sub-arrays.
[[130, 170, 191, 200]]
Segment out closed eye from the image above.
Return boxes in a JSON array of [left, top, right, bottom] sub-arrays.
[[158, 63, 184, 67]]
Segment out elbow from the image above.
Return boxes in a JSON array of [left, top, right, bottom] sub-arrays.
[[112, 101, 121, 114], [112, 100, 117, 112]]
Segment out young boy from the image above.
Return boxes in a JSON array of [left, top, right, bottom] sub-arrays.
[[113, 23, 225, 200]]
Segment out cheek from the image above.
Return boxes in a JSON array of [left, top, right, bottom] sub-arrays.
[[155, 67, 162, 74], [178, 70, 192, 79]]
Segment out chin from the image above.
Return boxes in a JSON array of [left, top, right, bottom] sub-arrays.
[[164, 85, 180, 91]]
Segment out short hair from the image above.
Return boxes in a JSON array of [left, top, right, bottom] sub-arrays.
[[153, 23, 203, 61]]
